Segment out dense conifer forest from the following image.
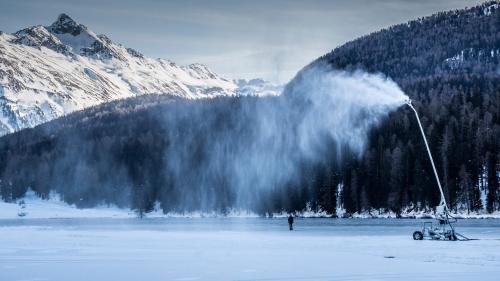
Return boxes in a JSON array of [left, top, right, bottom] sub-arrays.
[[1, 1, 500, 216], [312, 1, 500, 215]]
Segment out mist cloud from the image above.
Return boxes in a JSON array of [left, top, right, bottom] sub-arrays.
[[158, 64, 408, 211]]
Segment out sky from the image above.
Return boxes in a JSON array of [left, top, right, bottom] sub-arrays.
[[0, 0, 485, 83]]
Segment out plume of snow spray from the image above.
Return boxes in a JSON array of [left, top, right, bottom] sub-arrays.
[[284, 64, 408, 157], [160, 63, 408, 211]]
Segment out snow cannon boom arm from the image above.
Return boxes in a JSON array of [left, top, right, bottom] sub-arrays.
[[406, 99, 448, 215]]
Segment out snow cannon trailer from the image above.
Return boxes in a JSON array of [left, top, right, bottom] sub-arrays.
[[413, 220, 457, 241], [412, 213, 471, 241], [406, 99, 471, 242], [413, 219, 458, 241]]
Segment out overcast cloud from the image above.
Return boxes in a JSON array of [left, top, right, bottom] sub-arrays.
[[0, 0, 484, 83]]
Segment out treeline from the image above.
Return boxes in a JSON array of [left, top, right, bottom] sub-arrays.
[[0, 94, 323, 215], [312, 0, 500, 215], [336, 78, 500, 215], [0, 95, 250, 213]]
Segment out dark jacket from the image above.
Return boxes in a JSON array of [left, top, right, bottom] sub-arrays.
[[288, 216, 294, 224]]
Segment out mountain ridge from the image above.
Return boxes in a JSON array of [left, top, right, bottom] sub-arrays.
[[0, 14, 280, 136]]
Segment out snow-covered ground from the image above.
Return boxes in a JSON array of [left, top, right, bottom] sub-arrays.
[[0, 218, 499, 281], [0, 190, 264, 219], [3, 190, 500, 220], [0, 190, 135, 219]]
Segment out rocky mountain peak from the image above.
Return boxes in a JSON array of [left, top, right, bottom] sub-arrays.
[[49, 13, 83, 35], [12, 25, 69, 53], [10, 13, 140, 61], [44, 13, 119, 59]]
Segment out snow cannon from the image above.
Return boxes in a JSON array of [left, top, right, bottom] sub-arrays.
[[406, 99, 470, 241]]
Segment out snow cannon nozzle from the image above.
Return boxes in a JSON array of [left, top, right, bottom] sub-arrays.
[[405, 98, 412, 106]]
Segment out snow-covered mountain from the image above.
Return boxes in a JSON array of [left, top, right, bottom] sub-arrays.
[[234, 78, 282, 97], [0, 14, 279, 136]]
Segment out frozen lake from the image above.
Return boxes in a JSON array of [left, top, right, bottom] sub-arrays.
[[1, 218, 499, 281]]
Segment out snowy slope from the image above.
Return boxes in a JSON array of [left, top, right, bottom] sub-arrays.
[[0, 14, 280, 135], [0, 190, 135, 219], [0, 189, 255, 219]]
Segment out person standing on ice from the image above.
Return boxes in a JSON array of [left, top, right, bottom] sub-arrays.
[[288, 214, 294, 231]]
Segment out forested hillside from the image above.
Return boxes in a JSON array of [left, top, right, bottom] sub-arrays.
[[308, 0, 500, 215], [1, 1, 500, 216]]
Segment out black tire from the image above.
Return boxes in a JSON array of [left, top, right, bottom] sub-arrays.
[[413, 231, 424, 240]]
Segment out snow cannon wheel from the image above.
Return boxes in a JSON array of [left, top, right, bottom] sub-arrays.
[[450, 234, 457, 241], [413, 231, 423, 240]]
